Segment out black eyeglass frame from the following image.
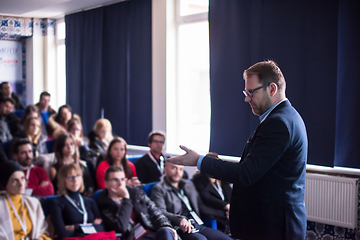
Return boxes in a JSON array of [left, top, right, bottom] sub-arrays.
[[242, 83, 270, 98]]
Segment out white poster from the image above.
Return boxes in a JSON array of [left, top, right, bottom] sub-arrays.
[[0, 40, 22, 83]]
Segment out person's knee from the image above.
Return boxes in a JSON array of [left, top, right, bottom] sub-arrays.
[[156, 227, 175, 239]]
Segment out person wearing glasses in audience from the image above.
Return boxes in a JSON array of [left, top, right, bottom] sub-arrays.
[[135, 131, 168, 184], [50, 163, 105, 239], [0, 161, 50, 240], [96, 137, 140, 189], [96, 166, 178, 240], [167, 60, 308, 240]]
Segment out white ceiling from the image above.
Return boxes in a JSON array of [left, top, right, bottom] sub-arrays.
[[0, 0, 126, 19]]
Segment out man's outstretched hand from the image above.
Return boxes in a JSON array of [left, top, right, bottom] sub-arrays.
[[166, 145, 200, 166]]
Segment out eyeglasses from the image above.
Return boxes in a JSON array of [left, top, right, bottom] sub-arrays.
[[66, 174, 82, 181], [242, 83, 269, 98], [152, 140, 165, 144]]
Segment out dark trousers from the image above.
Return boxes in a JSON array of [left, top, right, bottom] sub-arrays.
[[177, 223, 233, 240], [139, 227, 176, 240]]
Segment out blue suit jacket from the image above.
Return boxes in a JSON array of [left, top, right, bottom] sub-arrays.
[[201, 100, 308, 240]]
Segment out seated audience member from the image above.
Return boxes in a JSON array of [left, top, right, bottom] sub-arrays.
[[20, 104, 48, 139], [20, 105, 40, 125], [88, 118, 114, 155], [96, 137, 139, 189], [21, 117, 48, 157], [0, 82, 24, 110], [48, 104, 81, 138], [35, 91, 56, 135], [12, 138, 54, 197], [50, 163, 105, 239], [192, 153, 232, 235], [67, 118, 94, 164], [97, 166, 178, 240], [151, 162, 232, 240], [0, 161, 50, 240], [50, 133, 93, 196], [0, 98, 21, 141], [135, 130, 168, 184]]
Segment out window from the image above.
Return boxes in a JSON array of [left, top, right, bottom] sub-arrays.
[[55, 18, 66, 106], [166, 0, 210, 154]]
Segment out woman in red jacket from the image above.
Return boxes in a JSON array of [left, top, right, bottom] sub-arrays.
[[96, 137, 140, 189]]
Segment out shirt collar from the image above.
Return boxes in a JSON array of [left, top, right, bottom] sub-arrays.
[[259, 98, 288, 123]]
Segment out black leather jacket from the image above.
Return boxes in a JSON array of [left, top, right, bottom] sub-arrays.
[[96, 186, 172, 240]]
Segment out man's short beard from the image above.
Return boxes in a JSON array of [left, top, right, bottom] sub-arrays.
[[166, 175, 181, 184], [20, 159, 32, 167]]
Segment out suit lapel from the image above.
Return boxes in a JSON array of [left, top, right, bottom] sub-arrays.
[[240, 100, 290, 162]]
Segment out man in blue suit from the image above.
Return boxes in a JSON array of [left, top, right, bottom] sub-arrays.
[[168, 60, 308, 240]]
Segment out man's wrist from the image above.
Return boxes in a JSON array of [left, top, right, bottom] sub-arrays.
[[197, 155, 205, 170]]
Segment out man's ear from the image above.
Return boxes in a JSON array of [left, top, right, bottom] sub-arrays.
[[269, 82, 278, 97]]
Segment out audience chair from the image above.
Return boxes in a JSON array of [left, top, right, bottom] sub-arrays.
[[93, 189, 103, 202], [142, 181, 158, 197], [42, 195, 59, 239], [203, 218, 218, 229], [42, 195, 60, 217], [14, 109, 24, 118], [127, 154, 143, 164], [1, 141, 10, 157], [45, 139, 55, 153]]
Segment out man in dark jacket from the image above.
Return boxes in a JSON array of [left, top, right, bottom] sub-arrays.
[[167, 60, 308, 240], [135, 131, 167, 184], [96, 166, 177, 240], [0, 82, 24, 110], [135, 130, 188, 184], [151, 162, 232, 240], [0, 98, 21, 142]]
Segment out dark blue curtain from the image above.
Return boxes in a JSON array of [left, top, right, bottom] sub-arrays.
[[334, 0, 360, 168], [208, 0, 356, 167], [65, 0, 152, 146]]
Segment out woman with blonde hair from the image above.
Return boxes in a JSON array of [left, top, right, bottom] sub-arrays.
[[0, 161, 50, 240], [88, 118, 114, 153], [49, 133, 93, 196], [23, 117, 48, 157], [50, 163, 107, 239]]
